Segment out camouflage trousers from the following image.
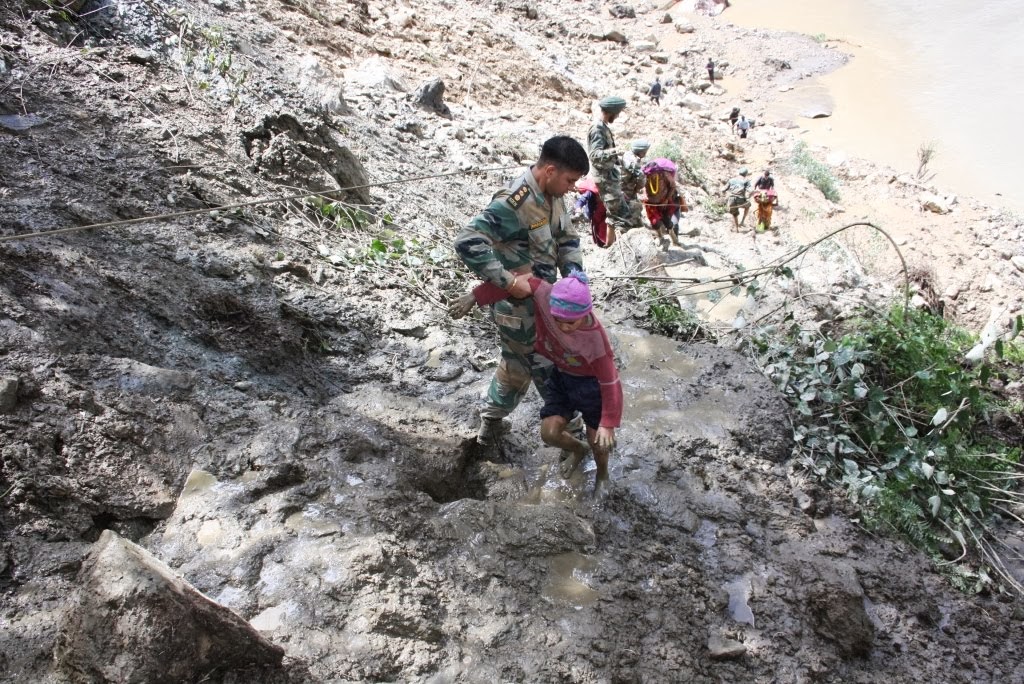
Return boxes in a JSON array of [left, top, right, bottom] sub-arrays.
[[480, 296, 553, 420], [595, 174, 630, 228]]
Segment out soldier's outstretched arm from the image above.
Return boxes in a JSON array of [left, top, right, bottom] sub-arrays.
[[454, 200, 520, 289]]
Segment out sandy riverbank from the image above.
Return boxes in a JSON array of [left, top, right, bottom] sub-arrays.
[[724, 0, 1024, 212]]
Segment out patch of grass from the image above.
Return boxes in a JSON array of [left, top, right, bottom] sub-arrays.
[[649, 138, 683, 164], [699, 194, 727, 218], [788, 141, 840, 202]]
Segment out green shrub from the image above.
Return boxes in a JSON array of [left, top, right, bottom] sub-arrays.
[[788, 141, 840, 202], [750, 306, 1023, 594], [641, 287, 715, 342]]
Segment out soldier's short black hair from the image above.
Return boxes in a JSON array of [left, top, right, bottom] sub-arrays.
[[538, 136, 589, 175]]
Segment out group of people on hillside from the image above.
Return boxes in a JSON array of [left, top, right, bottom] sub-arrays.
[[582, 96, 689, 250]]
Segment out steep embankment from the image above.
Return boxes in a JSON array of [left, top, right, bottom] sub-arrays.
[[1, 1, 1022, 682]]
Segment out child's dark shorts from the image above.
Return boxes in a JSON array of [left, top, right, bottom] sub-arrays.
[[540, 368, 602, 431]]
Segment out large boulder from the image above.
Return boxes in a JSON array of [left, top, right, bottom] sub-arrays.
[[55, 531, 286, 683], [242, 111, 371, 204]]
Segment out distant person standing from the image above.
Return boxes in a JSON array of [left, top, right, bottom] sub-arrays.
[[648, 77, 662, 106], [706, 59, 716, 83], [588, 95, 632, 246], [621, 139, 651, 227], [736, 115, 751, 139], [729, 107, 740, 131], [754, 169, 775, 191]]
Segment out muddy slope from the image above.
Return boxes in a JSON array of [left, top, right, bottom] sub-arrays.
[[2, 1, 1022, 682]]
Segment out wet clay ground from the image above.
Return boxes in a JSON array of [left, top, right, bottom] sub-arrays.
[[2, 0, 1023, 682]]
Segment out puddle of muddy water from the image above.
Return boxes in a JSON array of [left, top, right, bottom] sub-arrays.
[[725, 575, 755, 626], [542, 552, 599, 608], [615, 328, 741, 442]]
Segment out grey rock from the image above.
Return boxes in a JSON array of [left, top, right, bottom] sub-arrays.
[[0, 377, 18, 412], [708, 633, 746, 660], [800, 107, 833, 119], [604, 29, 628, 43], [800, 559, 874, 657], [100, 358, 195, 396], [126, 48, 158, 65], [414, 78, 452, 118], [609, 4, 636, 19], [0, 114, 48, 133], [1011, 255, 1024, 273], [55, 531, 284, 683]]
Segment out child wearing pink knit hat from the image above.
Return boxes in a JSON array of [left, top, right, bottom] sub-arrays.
[[450, 270, 623, 499]]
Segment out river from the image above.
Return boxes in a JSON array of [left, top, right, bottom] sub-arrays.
[[725, 0, 1024, 211]]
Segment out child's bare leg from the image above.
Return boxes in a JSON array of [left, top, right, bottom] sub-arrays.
[[541, 416, 589, 477], [587, 427, 611, 500]]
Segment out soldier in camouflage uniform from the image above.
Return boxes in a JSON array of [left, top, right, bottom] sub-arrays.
[[620, 139, 651, 228], [454, 136, 590, 444], [588, 96, 632, 246]]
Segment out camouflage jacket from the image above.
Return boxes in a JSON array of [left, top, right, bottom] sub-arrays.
[[455, 167, 583, 286], [587, 121, 620, 181], [620, 152, 645, 199]]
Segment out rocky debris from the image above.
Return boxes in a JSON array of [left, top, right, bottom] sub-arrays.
[[55, 530, 286, 683], [800, 559, 875, 657], [1013, 255, 1024, 273], [413, 77, 452, 118]]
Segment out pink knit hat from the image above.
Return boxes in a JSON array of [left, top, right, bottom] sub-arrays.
[[550, 270, 593, 320]]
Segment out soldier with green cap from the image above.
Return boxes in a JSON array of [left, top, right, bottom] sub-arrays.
[[723, 166, 752, 231], [587, 96, 632, 245], [621, 139, 651, 226], [454, 135, 590, 445]]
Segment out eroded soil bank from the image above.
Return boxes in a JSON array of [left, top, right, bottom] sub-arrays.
[[1, 0, 1022, 682]]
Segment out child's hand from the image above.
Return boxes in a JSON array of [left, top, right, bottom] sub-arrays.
[[506, 275, 532, 299], [595, 427, 616, 450], [447, 293, 476, 320]]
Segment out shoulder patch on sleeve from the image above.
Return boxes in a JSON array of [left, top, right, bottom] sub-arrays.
[[506, 184, 532, 210]]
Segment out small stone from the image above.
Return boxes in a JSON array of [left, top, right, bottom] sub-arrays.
[[0, 377, 19, 412], [1011, 255, 1024, 273], [126, 48, 158, 65], [708, 633, 746, 660]]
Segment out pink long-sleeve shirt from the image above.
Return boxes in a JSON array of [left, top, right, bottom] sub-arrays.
[[472, 278, 623, 428]]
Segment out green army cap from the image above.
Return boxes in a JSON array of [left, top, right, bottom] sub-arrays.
[[739, 167, 750, 176], [598, 95, 627, 112], [631, 140, 651, 153]]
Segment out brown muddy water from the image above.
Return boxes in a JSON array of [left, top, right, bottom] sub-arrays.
[[726, 0, 1024, 211]]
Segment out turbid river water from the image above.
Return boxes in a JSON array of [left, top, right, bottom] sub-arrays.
[[726, 0, 1024, 211]]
